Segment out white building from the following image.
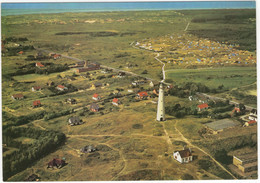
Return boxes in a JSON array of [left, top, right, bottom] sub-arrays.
[[173, 148, 193, 163]]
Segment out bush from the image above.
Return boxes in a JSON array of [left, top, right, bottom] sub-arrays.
[[132, 124, 143, 129], [181, 173, 194, 180]]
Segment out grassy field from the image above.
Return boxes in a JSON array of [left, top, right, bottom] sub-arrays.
[[165, 67, 256, 90]]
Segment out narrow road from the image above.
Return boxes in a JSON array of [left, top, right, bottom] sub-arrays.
[[154, 53, 165, 82], [184, 22, 190, 32]]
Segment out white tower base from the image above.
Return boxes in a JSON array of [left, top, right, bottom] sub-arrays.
[[156, 83, 165, 121]]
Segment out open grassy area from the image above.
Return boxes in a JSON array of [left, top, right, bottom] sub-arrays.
[[166, 67, 256, 90]]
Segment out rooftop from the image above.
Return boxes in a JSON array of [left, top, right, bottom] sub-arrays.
[[205, 118, 238, 131]]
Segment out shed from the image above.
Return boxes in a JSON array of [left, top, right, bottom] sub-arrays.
[[68, 116, 81, 126]]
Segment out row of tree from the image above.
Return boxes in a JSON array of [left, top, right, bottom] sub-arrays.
[[3, 127, 66, 180]]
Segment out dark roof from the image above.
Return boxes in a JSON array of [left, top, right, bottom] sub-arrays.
[[12, 93, 24, 98], [178, 149, 192, 158], [90, 103, 99, 110], [69, 116, 80, 123]]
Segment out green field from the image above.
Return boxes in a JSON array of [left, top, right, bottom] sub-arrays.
[[165, 67, 256, 89]]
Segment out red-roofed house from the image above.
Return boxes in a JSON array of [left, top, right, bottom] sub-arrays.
[[137, 91, 148, 99], [33, 100, 41, 108], [173, 148, 193, 163], [36, 62, 44, 68], [244, 120, 257, 127], [92, 93, 100, 101], [197, 103, 209, 111], [112, 98, 121, 106], [53, 54, 61, 60], [56, 85, 68, 91], [18, 51, 24, 54], [32, 86, 41, 92], [11, 93, 24, 100]]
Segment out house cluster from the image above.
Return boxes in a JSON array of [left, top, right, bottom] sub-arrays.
[[136, 33, 256, 66], [71, 61, 101, 73]]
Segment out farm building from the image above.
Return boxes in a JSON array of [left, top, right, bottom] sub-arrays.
[[11, 93, 24, 100], [92, 93, 101, 101], [112, 98, 121, 106], [197, 103, 209, 111], [35, 62, 44, 68], [47, 158, 66, 169], [233, 152, 257, 173], [56, 85, 68, 91], [33, 100, 41, 108], [137, 91, 148, 99], [32, 86, 41, 92], [80, 145, 96, 153], [90, 103, 99, 112], [18, 51, 24, 54], [205, 119, 238, 132], [76, 61, 100, 73], [68, 116, 81, 126], [173, 148, 193, 163]]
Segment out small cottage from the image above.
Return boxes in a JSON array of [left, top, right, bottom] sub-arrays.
[[33, 100, 41, 108], [32, 86, 41, 92], [118, 72, 126, 78], [92, 93, 100, 100], [57, 85, 68, 91], [112, 98, 121, 106], [11, 93, 24, 100], [47, 158, 66, 169], [173, 148, 193, 163], [197, 103, 209, 111], [90, 103, 99, 112], [80, 145, 96, 153], [68, 116, 81, 126], [53, 54, 61, 60], [36, 62, 44, 68], [137, 91, 148, 99]]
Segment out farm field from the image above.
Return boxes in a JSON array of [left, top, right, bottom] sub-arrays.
[[2, 7, 257, 181]]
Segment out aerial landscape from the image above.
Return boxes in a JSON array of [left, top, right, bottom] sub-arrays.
[[1, 1, 257, 181]]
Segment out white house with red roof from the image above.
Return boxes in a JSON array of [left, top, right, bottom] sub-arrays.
[[173, 148, 193, 164], [137, 91, 148, 99], [56, 85, 68, 91], [92, 93, 100, 101], [32, 86, 41, 92], [11, 93, 24, 100], [112, 98, 120, 106], [197, 103, 209, 111], [36, 62, 44, 68]]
